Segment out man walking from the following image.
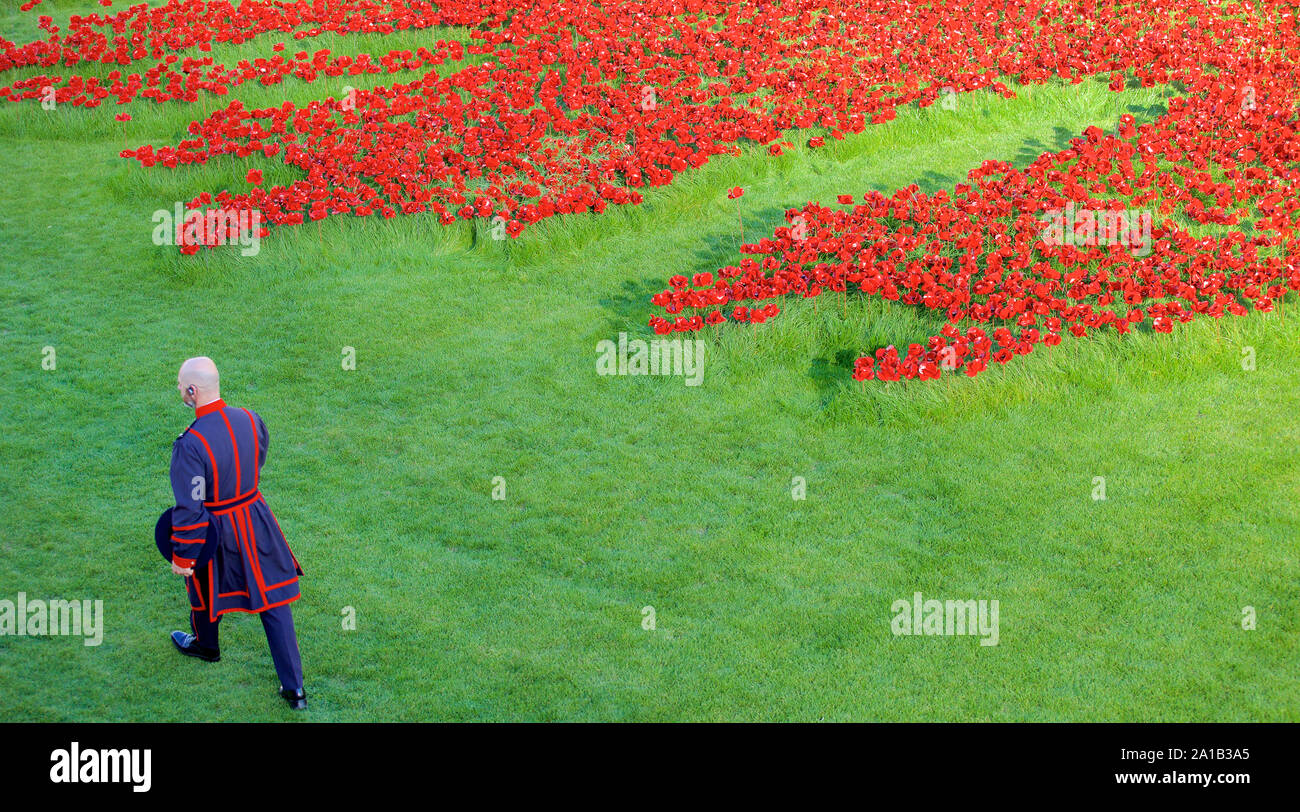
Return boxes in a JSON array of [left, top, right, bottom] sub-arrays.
[[167, 356, 307, 710]]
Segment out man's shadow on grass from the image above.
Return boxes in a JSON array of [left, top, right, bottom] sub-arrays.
[[1012, 126, 1078, 167], [855, 170, 957, 197], [810, 351, 860, 407], [690, 204, 791, 269], [599, 205, 793, 338], [598, 277, 663, 339]]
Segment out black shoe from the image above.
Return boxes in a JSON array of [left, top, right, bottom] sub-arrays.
[[279, 686, 307, 710], [170, 631, 220, 662]]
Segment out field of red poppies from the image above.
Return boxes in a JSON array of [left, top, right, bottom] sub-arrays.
[[2, 1, 1298, 722], [3, 0, 1297, 384]]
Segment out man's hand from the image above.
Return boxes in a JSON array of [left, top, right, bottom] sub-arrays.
[[171, 562, 194, 577]]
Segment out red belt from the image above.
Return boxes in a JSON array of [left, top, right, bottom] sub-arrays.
[[204, 489, 261, 515]]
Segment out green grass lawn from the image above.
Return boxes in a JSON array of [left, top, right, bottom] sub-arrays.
[[1, 6, 1297, 721]]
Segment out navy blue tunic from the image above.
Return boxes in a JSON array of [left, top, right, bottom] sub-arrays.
[[169, 398, 301, 620]]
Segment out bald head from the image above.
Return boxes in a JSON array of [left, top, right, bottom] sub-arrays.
[[177, 356, 221, 409]]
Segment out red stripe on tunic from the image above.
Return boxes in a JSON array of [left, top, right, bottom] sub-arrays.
[[188, 428, 219, 502], [243, 408, 260, 488], [219, 409, 243, 495], [239, 505, 271, 604], [211, 594, 299, 617]]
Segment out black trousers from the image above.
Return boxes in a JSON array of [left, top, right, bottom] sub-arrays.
[[189, 566, 304, 693]]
